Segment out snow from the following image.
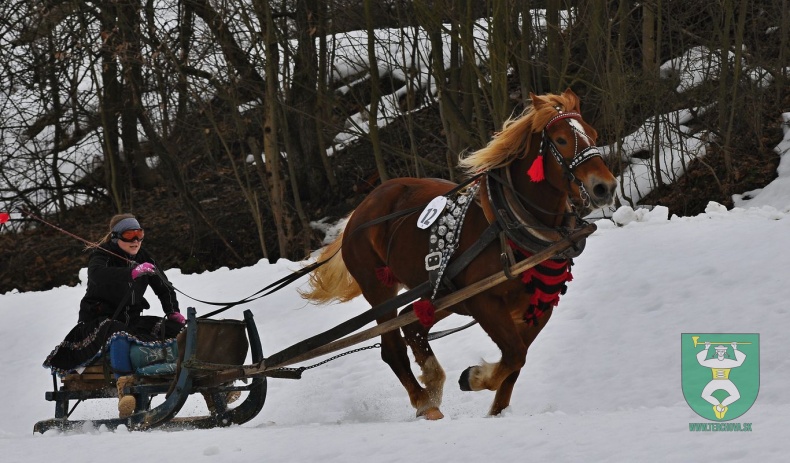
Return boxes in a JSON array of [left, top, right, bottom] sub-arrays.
[[1, 134, 790, 461]]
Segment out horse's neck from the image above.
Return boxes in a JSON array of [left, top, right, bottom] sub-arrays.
[[519, 180, 569, 228], [480, 170, 570, 230]]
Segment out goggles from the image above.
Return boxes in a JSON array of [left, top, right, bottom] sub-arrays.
[[117, 229, 145, 242]]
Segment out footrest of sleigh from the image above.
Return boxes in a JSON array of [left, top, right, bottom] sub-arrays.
[[34, 308, 268, 433]]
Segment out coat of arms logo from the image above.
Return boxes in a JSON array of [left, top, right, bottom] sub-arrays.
[[681, 333, 759, 421]]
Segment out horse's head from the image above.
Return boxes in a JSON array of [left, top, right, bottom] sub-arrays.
[[524, 89, 617, 210], [459, 88, 617, 227]]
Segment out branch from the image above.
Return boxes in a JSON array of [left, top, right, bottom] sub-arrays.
[[11, 0, 82, 46]]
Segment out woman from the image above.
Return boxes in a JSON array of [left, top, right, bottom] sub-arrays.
[[44, 214, 186, 376]]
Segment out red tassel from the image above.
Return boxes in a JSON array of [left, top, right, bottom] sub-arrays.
[[413, 299, 437, 327], [375, 266, 399, 287], [527, 155, 545, 182]]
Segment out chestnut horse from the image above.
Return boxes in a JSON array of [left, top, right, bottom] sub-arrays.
[[301, 89, 616, 419]]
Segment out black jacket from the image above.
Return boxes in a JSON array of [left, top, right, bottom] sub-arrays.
[[78, 241, 180, 323]]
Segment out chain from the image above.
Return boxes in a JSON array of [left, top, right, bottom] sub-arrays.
[[268, 343, 382, 375]]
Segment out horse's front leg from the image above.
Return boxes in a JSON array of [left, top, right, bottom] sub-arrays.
[[457, 293, 532, 415], [486, 309, 553, 415]]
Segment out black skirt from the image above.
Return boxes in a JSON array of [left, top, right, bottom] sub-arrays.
[[43, 315, 184, 376]]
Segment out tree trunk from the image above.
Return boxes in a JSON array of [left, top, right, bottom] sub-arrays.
[[489, 0, 510, 130], [254, 0, 289, 257], [284, 0, 327, 203], [314, 0, 339, 194], [546, 0, 562, 91], [642, 1, 657, 74], [46, 34, 67, 215], [364, 0, 389, 183], [117, 0, 157, 191], [515, 1, 534, 101], [723, 0, 749, 180]]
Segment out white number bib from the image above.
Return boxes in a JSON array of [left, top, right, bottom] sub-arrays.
[[417, 196, 448, 229]]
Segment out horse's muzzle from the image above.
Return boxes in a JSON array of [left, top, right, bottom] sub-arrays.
[[586, 175, 618, 208]]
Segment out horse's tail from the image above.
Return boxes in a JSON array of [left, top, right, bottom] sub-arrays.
[[299, 225, 362, 304]]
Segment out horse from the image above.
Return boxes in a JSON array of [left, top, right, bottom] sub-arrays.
[[301, 88, 617, 420]]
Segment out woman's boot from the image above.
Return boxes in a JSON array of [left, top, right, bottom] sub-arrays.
[[116, 375, 137, 418]]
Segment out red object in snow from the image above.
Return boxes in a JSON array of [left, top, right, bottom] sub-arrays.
[[0, 212, 9, 224]]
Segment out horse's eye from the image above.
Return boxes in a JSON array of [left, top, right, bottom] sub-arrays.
[[555, 137, 567, 145]]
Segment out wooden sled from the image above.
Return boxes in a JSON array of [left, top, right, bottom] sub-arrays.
[[33, 308, 267, 433]]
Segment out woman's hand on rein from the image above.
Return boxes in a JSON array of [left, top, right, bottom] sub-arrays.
[[131, 262, 156, 279]]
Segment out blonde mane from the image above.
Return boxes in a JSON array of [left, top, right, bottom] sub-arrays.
[[458, 91, 581, 174]]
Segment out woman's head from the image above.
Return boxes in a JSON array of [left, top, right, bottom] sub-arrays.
[[108, 213, 144, 256]]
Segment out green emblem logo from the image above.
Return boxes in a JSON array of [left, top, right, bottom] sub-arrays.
[[682, 334, 759, 421]]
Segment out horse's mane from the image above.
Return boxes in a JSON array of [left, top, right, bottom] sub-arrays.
[[458, 91, 580, 174]]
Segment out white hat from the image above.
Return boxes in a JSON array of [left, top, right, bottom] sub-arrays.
[[714, 345, 728, 352]]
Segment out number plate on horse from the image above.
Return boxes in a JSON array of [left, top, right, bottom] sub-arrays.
[[417, 196, 447, 229]]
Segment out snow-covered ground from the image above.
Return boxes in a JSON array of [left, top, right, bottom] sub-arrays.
[[0, 116, 788, 462]]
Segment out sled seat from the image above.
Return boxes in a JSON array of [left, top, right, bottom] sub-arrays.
[[60, 364, 174, 392], [59, 338, 178, 392]]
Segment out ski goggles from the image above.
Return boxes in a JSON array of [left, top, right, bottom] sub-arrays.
[[117, 229, 145, 242]]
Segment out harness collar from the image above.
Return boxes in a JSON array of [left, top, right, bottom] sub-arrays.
[[486, 168, 587, 259]]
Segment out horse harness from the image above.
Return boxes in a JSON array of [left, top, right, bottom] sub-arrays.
[[425, 182, 480, 297], [417, 110, 604, 326]]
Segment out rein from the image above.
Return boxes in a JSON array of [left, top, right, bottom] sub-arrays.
[[19, 176, 485, 320], [199, 172, 485, 318]]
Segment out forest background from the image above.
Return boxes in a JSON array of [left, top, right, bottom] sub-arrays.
[[1, 0, 788, 293]]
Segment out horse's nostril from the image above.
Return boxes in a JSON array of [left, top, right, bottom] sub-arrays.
[[593, 183, 608, 199]]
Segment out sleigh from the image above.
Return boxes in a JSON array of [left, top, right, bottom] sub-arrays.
[[33, 309, 269, 433]]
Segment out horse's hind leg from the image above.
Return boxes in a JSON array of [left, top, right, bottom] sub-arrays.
[[345, 236, 446, 419], [356, 281, 445, 419], [376, 307, 444, 420], [399, 309, 453, 420]]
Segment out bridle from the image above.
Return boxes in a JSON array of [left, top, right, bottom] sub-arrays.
[[539, 110, 604, 209], [484, 108, 607, 258]]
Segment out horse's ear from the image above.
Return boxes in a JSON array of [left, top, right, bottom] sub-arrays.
[[529, 92, 547, 108], [561, 88, 581, 111], [561, 87, 578, 99]]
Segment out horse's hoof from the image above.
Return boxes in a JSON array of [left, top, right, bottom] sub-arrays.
[[418, 407, 444, 420], [458, 366, 474, 391]]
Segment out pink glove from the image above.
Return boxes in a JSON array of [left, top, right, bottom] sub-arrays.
[[167, 312, 186, 325], [131, 262, 156, 279]]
